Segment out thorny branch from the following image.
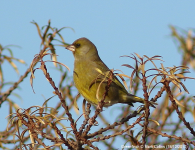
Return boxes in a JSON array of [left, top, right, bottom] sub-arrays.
[[2, 22, 195, 150]]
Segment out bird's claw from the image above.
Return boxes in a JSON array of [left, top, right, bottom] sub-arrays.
[[88, 119, 99, 126]]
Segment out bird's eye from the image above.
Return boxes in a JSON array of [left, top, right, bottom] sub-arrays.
[[75, 43, 80, 48]]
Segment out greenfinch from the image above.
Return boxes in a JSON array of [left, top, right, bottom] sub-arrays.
[[66, 38, 146, 107]]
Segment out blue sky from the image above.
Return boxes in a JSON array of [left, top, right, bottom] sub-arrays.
[[1, 1, 195, 149]]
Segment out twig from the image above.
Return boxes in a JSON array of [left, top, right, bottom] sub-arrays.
[[79, 103, 91, 134], [0, 67, 31, 106], [82, 71, 113, 137], [89, 113, 144, 143], [151, 85, 166, 102], [142, 75, 150, 149], [163, 80, 195, 137], [86, 111, 141, 139], [40, 61, 80, 143], [52, 123, 73, 149], [147, 127, 195, 146]]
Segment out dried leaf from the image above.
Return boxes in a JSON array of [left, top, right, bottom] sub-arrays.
[[31, 21, 42, 39], [122, 64, 135, 70], [134, 53, 142, 59], [42, 95, 56, 107], [73, 93, 80, 112], [45, 60, 70, 71], [7, 59, 19, 74], [175, 73, 185, 78], [186, 30, 193, 50], [116, 74, 129, 90], [143, 55, 163, 70], [171, 80, 182, 93], [140, 64, 145, 75], [193, 106, 195, 122], [161, 63, 166, 72], [173, 97, 184, 107], [149, 119, 160, 126], [30, 68, 39, 93], [0, 65, 3, 83], [96, 75, 107, 100], [29, 130, 35, 148]]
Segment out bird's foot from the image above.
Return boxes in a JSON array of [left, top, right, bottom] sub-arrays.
[[96, 104, 103, 111], [88, 119, 99, 126]]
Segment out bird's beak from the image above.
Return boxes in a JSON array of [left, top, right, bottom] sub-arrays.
[[66, 45, 75, 52]]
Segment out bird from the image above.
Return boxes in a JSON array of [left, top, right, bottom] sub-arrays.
[[66, 37, 150, 108]]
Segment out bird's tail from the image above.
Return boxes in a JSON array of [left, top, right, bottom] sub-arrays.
[[122, 94, 157, 108]]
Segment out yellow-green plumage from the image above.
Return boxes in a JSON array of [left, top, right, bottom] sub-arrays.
[[66, 38, 144, 107]]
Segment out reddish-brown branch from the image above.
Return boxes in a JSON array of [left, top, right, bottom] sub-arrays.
[[147, 127, 195, 146], [163, 80, 195, 137], [142, 75, 150, 149]]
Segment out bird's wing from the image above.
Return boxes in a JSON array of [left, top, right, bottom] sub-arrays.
[[95, 60, 128, 94]]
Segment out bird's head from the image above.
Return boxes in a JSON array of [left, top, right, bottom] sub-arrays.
[[66, 38, 99, 60]]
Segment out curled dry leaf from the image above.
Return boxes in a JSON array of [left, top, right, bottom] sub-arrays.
[[149, 119, 160, 126], [73, 93, 80, 112]]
